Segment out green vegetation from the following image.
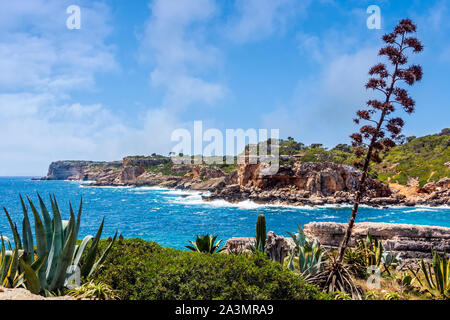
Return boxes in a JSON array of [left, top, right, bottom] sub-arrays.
[[276, 221, 442, 300], [90, 238, 330, 300], [278, 139, 356, 165], [68, 281, 118, 300], [285, 225, 324, 279], [343, 234, 400, 278], [409, 251, 450, 299], [185, 234, 223, 253], [0, 236, 20, 288], [144, 161, 188, 176], [374, 129, 450, 187], [1, 194, 116, 295], [278, 129, 449, 186], [122, 129, 449, 186]]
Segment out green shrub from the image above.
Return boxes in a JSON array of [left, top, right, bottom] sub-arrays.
[[90, 238, 330, 300]]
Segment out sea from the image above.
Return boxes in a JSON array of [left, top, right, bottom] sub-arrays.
[[0, 177, 449, 250]]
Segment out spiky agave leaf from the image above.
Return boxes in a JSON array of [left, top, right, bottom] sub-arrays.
[[37, 193, 53, 248], [80, 217, 105, 277], [3, 208, 21, 249], [49, 206, 77, 290], [46, 195, 64, 284], [20, 195, 34, 265], [4, 195, 116, 294], [27, 196, 49, 288], [88, 231, 118, 277]]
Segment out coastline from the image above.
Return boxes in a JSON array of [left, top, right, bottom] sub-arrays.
[[77, 180, 450, 211], [35, 157, 450, 209]]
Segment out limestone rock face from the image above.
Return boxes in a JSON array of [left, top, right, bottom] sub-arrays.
[[190, 177, 227, 191], [420, 178, 450, 193], [222, 237, 255, 254], [43, 160, 121, 180], [119, 166, 145, 184], [237, 162, 391, 197], [39, 157, 447, 207], [222, 232, 295, 262], [191, 165, 226, 180], [303, 222, 450, 259], [265, 231, 295, 263]]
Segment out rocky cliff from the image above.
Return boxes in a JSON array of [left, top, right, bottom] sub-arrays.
[[42, 160, 122, 180], [40, 156, 449, 207]]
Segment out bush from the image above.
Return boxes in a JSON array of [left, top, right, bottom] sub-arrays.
[[90, 238, 330, 300]]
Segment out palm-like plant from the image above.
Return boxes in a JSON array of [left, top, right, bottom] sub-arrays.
[[186, 234, 222, 254]]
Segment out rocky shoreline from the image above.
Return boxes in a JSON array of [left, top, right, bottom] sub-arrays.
[[38, 157, 450, 207], [223, 222, 450, 262]]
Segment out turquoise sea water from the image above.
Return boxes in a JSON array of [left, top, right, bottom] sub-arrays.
[[0, 177, 449, 250]]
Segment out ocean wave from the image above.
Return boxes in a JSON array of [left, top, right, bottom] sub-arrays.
[[163, 189, 202, 196], [81, 185, 133, 189], [317, 215, 339, 219], [132, 186, 171, 191], [403, 208, 441, 213], [170, 196, 450, 212]]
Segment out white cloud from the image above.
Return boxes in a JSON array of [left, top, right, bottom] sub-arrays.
[[0, 1, 116, 93], [0, 0, 229, 176], [226, 0, 310, 43], [0, 1, 121, 175], [141, 0, 225, 109]]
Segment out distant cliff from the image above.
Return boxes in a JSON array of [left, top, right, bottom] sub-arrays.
[[39, 155, 449, 207], [42, 160, 122, 180]]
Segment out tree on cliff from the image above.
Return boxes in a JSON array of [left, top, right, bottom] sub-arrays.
[[337, 19, 423, 262]]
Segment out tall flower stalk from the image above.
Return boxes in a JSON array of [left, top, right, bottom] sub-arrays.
[[337, 19, 423, 262]]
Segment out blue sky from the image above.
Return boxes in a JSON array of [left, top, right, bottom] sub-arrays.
[[0, 0, 449, 175]]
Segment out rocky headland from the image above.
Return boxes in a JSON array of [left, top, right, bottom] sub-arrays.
[[38, 156, 449, 207]]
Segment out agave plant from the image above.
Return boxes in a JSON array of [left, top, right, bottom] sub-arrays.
[[380, 243, 401, 275], [409, 250, 450, 299], [355, 233, 383, 268], [186, 234, 222, 253], [0, 236, 21, 288], [3, 194, 117, 295], [285, 224, 324, 278]]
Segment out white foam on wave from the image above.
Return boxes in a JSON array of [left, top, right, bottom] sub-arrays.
[[164, 189, 202, 196], [132, 186, 171, 191], [403, 208, 441, 213], [79, 180, 96, 184], [174, 195, 314, 210], [317, 215, 339, 219], [82, 185, 133, 189], [171, 195, 450, 212], [71, 182, 450, 211]]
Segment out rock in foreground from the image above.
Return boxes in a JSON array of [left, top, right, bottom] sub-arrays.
[[0, 287, 73, 300], [303, 222, 450, 259], [224, 222, 450, 261]]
